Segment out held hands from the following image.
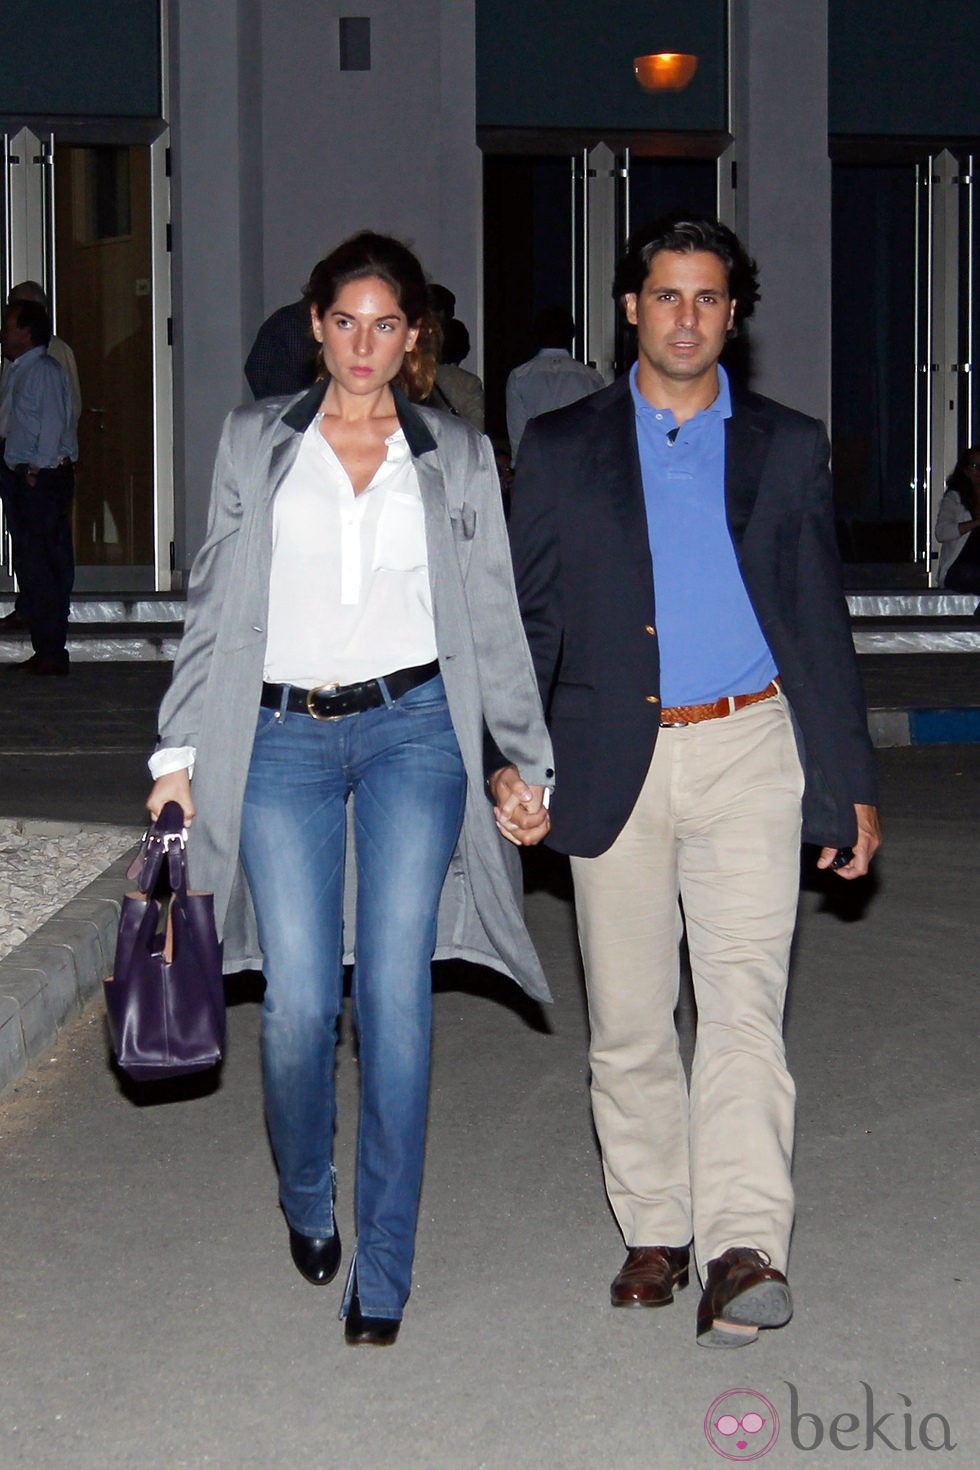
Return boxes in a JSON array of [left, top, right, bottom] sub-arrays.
[[816, 803, 881, 880], [488, 765, 551, 847], [147, 769, 195, 826]]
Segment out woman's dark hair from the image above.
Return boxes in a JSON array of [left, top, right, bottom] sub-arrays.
[[947, 445, 980, 515], [612, 213, 761, 330], [305, 231, 439, 400]]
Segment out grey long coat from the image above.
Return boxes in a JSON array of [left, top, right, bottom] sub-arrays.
[[156, 382, 555, 1002]]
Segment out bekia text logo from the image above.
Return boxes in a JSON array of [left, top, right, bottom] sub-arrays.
[[705, 1389, 779, 1461], [705, 1383, 957, 1458]]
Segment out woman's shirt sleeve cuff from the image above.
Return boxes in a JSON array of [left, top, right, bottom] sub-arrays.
[[148, 745, 196, 779]]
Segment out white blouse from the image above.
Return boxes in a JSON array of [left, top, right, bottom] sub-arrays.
[[149, 417, 437, 780], [264, 417, 436, 687]]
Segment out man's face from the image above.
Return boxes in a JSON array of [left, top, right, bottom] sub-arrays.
[[624, 249, 736, 392], [1, 312, 31, 361]]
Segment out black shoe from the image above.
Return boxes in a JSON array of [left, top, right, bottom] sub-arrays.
[[7, 653, 69, 676], [28, 654, 70, 676], [344, 1287, 400, 1347], [0, 610, 27, 629], [288, 1225, 341, 1285]]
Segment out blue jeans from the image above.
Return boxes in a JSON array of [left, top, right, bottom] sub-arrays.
[[239, 673, 466, 1318]]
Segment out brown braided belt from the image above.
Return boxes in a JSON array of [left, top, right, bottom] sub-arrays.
[[659, 678, 781, 729]]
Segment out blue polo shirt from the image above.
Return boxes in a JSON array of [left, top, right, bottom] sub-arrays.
[[630, 363, 776, 706]]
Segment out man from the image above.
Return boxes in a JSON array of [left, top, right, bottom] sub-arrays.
[[430, 317, 485, 431], [0, 282, 81, 632], [0, 299, 77, 675], [493, 215, 880, 1347], [6, 282, 82, 427], [244, 297, 319, 399], [505, 305, 604, 460]]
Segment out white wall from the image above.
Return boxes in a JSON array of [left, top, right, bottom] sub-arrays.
[[169, 0, 481, 569]]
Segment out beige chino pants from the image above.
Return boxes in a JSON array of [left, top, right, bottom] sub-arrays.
[[570, 694, 804, 1280]]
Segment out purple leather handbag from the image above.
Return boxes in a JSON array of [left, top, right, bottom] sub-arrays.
[[105, 801, 225, 1081]]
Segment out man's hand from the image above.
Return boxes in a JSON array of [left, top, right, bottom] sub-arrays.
[[147, 769, 195, 826], [488, 765, 551, 847], [817, 803, 881, 879]]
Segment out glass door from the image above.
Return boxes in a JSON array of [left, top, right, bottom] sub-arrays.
[[1, 127, 171, 591], [831, 147, 978, 584], [482, 147, 717, 445]]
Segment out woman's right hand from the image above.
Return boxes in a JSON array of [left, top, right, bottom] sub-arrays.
[[147, 769, 196, 825]]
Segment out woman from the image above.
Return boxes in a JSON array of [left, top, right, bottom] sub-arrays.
[[147, 233, 553, 1346], [936, 446, 980, 601]]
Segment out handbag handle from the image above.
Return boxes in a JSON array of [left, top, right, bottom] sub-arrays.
[[136, 801, 190, 896]]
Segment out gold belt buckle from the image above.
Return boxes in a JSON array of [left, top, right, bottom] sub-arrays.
[[306, 682, 342, 721]]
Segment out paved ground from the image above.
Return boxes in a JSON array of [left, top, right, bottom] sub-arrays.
[[0, 663, 977, 1468]]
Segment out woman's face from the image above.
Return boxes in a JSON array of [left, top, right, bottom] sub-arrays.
[[963, 452, 980, 488], [311, 276, 419, 397]]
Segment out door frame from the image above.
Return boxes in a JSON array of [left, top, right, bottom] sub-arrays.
[[0, 114, 172, 592], [832, 134, 980, 582]]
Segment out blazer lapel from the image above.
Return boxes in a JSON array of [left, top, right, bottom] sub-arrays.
[[724, 391, 774, 547], [592, 380, 652, 585], [259, 381, 325, 506]]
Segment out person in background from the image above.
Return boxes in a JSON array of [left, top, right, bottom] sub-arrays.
[[505, 305, 604, 461], [0, 283, 80, 634], [147, 232, 553, 1348], [935, 446, 980, 612], [431, 318, 484, 431], [244, 296, 320, 399], [425, 282, 456, 334], [0, 299, 77, 675], [6, 282, 81, 428]]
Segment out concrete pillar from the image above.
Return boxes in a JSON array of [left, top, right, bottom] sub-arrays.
[[168, 0, 256, 564], [723, 0, 831, 425]]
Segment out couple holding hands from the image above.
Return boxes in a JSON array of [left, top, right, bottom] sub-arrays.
[[148, 219, 878, 1348]]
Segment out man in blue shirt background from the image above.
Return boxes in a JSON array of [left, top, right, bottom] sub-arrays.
[[501, 215, 881, 1347], [0, 298, 77, 675]]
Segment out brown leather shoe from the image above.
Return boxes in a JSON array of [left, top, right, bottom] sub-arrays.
[[610, 1245, 690, 1307], [696, 1247, 793, 1347]]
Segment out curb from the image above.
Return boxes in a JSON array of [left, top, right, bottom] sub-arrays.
[[869, 707, 980, 747], [0, 847, 138, 1098]]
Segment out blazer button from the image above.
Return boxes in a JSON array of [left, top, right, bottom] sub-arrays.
[[645, 695, 660, 704], [545, 768, 555, 779], [644, 625, 656, 635]]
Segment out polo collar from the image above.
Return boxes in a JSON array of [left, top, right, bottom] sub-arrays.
[[628, 361, 733, 422]]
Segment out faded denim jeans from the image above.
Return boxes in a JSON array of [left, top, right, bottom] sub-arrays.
[[239, 673, 466, 1317]]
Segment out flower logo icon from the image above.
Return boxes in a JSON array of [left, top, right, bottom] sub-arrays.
[[704, 1389, 779, 1461]]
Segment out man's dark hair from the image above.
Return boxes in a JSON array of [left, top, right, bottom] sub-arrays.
[[440, 317, 471, 366], [4, 298, 51, 347], [425, 282, 456, 327], [532, 305, 576, 351], [613, 213, 760, 329]]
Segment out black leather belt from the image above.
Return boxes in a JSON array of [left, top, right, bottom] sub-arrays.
[[261, 660, 440, 722]]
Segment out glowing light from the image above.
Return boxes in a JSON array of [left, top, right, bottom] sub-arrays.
[[633, 53, 698, 92]]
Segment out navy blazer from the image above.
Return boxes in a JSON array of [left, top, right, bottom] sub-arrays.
[[509, 373, 878, 857]]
